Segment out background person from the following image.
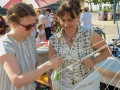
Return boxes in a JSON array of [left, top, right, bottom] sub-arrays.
[[37, 24, 46, 43], [80, 7, 92, 30], [0, 14, 6, 34], [35, 9, 44, 25], [43, 8, 53, 40], [0, 3, 62, 90], [48, 0, 110, 90]]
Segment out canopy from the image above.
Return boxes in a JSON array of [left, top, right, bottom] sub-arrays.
[[35, 0, 58, 7], [0, 0, 58, 8], [1, 0, 22, 8]]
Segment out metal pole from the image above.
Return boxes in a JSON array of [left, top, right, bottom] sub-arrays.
[[113, 0, 116, 24], [113, 0, 120, 40]]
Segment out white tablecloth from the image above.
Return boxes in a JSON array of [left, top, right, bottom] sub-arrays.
[[37, 47, 49, 64]]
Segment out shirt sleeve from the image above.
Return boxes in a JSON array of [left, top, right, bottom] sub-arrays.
[[0, 40, 15, 56], [42, 30, 45, 35], [80, 13, 84, 22]]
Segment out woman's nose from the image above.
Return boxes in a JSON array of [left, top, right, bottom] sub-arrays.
[[64, 22, 69, 27]]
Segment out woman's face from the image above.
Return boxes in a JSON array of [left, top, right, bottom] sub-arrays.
[[13, 16, 37, 37], [59, 13, 80, 33]]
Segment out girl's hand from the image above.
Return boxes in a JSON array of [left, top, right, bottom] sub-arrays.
[[49, 55, 62, 69]]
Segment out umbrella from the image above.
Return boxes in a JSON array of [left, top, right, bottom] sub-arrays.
[[35, 0, 58, 7], [2, 0, 22, 8], [1, 0, 58, 9], [23, 0, 58, 8]]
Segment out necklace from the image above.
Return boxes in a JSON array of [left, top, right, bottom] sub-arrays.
[[63, 31, 77, 43]]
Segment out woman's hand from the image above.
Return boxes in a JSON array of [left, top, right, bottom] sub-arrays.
[[49, 55, 62, 69], [81, 58, 96, 68]]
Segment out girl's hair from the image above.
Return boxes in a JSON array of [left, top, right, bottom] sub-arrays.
[[38, 24, 43, 29], [36, 9, 42, 15], [57, 0, 81, 19], [6, 3, 37, 24]]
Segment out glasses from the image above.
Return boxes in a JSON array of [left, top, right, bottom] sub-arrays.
[[18, 19, 38, 31]]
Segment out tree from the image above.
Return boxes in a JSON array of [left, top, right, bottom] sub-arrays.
[[86, 0, 93, 12]]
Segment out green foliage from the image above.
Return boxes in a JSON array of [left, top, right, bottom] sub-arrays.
[[89, 0, 119, 4], [57, 0, 63, 4], [92, 0, 98, 4], [98, 8, 113, 12]]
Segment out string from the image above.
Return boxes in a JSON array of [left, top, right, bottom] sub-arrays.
[[104, 69, 120, 90], [53, 39, 107, 89], [50, 37, 120, 90], [50, 28, 119, 89], [73, 45, 109, 90], [74, 38, 120, 90], [73, 43, 110, 90], [56, 39, 106, 74], [113, 80, 120, 90], [103, 38, 120, 90], [53, 40, 108, 89]]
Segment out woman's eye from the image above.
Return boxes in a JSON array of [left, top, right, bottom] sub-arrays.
[[69, 19, 74, 22], [69, 20, 73, 22], [61, 19, 65, 22]]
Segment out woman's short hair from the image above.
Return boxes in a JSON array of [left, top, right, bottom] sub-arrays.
[[6, 3, 37, 24], [83, 7, 89, 12], [45, 8, 52, 13], [56, 0, 81, 19]]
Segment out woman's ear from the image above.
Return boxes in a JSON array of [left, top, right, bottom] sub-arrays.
[[9, 22, 18, 29]]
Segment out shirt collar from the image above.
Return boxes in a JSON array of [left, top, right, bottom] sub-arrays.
[[56, 25, 88, 42]]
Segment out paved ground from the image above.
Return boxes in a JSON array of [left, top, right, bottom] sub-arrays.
[[92, 12, 120, 39]]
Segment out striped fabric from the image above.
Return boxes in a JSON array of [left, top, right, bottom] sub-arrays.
[[0, 34, 36, 90]]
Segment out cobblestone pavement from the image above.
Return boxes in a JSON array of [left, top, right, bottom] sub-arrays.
[[92, 12, 120, 40]]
